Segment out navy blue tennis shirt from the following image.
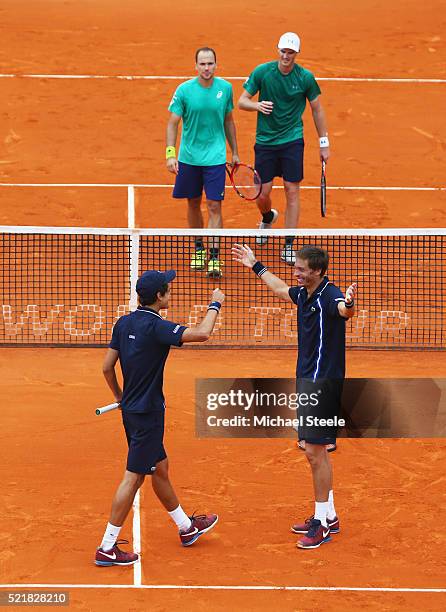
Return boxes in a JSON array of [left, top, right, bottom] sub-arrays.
[[289, 277, 348, 381], [110, 307, 186, 413]]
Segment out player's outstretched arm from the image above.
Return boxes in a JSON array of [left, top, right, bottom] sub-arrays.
[[232, 243, 292, 303], [181, 289, 225, 343], [338, 282, 357, 318]]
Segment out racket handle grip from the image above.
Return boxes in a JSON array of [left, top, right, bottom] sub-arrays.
[[96, 402, 120, 415]]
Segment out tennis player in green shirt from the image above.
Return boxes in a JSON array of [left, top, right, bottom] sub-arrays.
[[166, 47, 240, 279], [239, 32, 330, 265]]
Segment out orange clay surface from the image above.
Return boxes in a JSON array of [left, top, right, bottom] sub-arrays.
[[0, 0, 445, 228], [1, 349, 446, 612], [1, 1, 446, 610]]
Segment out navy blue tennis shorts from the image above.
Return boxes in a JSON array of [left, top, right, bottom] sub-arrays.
[[254, 138, 304, 184], [296, 378, 343, 445], [122, 411, 167, 475], [173, 162, 226, 201]]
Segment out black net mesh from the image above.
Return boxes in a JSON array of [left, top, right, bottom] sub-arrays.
[[1, 230, 444, 349], [0, 232, 129, 346]]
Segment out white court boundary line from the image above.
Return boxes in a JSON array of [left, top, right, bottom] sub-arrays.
[[132, 491, 141, 587], [0, 183, 444, 191], [0, 74, 446, 83], [1, 584, 445, 592], [127, 185, 135, 229]]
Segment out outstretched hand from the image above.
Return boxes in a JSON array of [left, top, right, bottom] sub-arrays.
[[211, 288, 225, 304], [345, 282, 357, 305], [232, 243, 257, 268]]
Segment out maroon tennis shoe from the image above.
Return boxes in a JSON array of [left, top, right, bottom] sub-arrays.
[[296, 519, 332, 549], [291, 515, 340, 535], [95, 539, 139, 566], [180, 513, 218, 547]]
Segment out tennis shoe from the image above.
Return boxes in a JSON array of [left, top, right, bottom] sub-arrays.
[[256, 209, 279, 245], [207, 258, 222, 279], [280, 245, 296, 266], [95, 539, 139, 566], [291, 515, 340, 535], [296, 519, 332, 549], [297, 440, 337, 453], [180, 513, 219, 547], [190, 249, 207, 271]]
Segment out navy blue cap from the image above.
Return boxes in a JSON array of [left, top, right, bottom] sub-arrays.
[[136, 270, 176, 299]]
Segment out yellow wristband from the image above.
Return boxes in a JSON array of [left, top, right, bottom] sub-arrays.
[[166, 146, 176, 159]]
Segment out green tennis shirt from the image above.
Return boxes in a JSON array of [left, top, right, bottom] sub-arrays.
[[243, 61, 321, 145], [168, 77, 234, 166]]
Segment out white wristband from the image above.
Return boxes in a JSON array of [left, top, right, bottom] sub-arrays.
[[319, 136, 330, 148]]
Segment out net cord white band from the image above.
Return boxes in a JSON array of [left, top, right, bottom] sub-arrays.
[[0, 226, 444, 237]]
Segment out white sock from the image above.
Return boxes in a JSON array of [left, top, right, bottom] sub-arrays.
[[100, 522, 121, 552], [314, 501, 329, 528], [328, 490, 336, 520], [168, 505, 192, 532]]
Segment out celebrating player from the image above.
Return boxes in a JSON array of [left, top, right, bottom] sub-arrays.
[[166, 47, 240, 279], [233, 243, 356, 549], [95, 270, 224, 566], [238, 32, 330, 265]]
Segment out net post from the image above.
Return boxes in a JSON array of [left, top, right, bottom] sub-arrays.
[[129, 230, 140, 311], [127, 185, 135, 229]]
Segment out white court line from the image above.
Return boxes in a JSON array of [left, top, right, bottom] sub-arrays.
[[132, 490, 141, 587], [127, 185, 135, 229], [0, 183, 444, 191], [1, 584, 445, 592], [0, 74, 445, 83]]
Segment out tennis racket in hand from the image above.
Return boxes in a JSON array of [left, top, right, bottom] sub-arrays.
[[226, 162, 262, 201], [320, 160, 327, 217]]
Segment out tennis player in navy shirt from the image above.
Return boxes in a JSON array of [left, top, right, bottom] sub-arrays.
[[233, 243, 357, 550], [95, 270, 224, 566]]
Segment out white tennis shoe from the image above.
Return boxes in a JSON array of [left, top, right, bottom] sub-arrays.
[[256, 209, 279, 245]]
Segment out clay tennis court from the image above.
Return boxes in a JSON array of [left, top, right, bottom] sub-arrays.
[[1, 0, 446, 610]]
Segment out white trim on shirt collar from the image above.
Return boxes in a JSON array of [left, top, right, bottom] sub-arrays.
[[137, 307, 163, 319]]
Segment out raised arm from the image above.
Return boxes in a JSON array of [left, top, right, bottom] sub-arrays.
[[338, 283, 357, 319], [232, 243, 292, 303], [181, 288, 226, 342]]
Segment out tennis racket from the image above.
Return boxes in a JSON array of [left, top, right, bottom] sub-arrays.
[[95, 401, 120, 416], [226, 162, 262, 201], [320, 160, 327, 217]]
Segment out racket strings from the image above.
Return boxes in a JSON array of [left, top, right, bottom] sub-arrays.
[[232, 165, 261, 200]]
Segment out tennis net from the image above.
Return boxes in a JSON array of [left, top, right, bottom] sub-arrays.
[[1, 227, 444, 349]]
